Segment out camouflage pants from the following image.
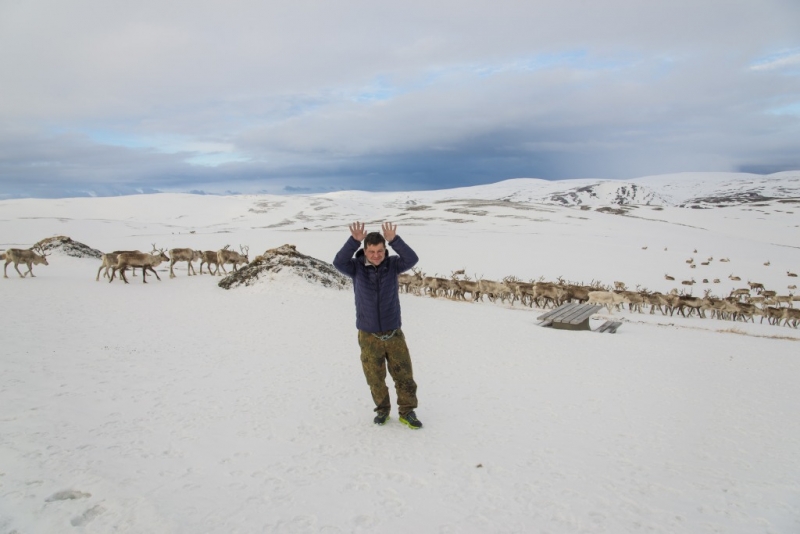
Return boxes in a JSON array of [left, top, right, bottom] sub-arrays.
[[357, 329, 418, 416]]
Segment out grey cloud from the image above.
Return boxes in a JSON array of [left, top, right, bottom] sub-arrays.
[[0, 1, 798, 197]]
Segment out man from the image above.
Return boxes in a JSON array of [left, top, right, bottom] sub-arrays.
[[333, 222, 423, 429]]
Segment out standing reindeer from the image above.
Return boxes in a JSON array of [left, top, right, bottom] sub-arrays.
[[96, 250, 140, 281], [3, 245, 50, 278], [109, 245, 170, 284], [217, 245, 250, 274], [198, 251, 222, 275], [169, 248, 202, 278]]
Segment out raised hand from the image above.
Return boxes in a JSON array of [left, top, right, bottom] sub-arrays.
[[382, 222, 397, 242], [349, 221, 367, 241]]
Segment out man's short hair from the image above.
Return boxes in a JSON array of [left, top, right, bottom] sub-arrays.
[[364, 232, 386, 248]]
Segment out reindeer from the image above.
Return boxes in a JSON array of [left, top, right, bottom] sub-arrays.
[[501, 276, 521, 304], [398, 267, 423, 294], [782, 308, 800, 328], [733, 302, 760, 323], [479, 278, 512, 304], [676, 295, 711, 318], [587, 290, 626, 313], [788, 271, 798, 278], [617, 290, 645, 313], [613, 281, 627, 291], [406, 267, 425, 295], [96, 250, 141, 281], [730, 288, 750, 301], [169, 248, 202, 278], [562, 283, 593, 305], [533, 281, 565, 309], [646, 292, 673, 315], [455, 275, 481, 302], [764, 260, 771, 266], [729, 274, 741, 281], [761, 306, 784, 326], [664, 274, 675, 281], [109, 245, 170, 284], [3, 245, 50, 278], [443, 269, 468, 300], [422, 275, 447, 298], [681, 278, 695, 286], [198, 251, 221, 275], [747, 280, 766, 294], [720, 257, 730, 263], [217, 245, 249, 274], [507, 280, 535, 307]]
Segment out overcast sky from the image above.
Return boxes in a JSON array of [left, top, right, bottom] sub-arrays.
[[1, 1, 799, 198]]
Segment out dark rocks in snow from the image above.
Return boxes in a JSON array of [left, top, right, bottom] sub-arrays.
[[544, 182, 665, 207], [595, 206, 628, 215], [218, 244, 351, 290], [680, 191, 778, 207], [35, 236, 103, 259]]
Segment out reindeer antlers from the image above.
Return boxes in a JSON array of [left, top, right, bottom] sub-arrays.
[[32, 243, 50, 256]]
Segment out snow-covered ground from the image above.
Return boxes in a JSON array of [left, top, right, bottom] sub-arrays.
[[1, 173, 799, 533]]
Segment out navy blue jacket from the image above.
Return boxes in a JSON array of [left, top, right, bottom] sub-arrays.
[[333, 236, 419, 333]]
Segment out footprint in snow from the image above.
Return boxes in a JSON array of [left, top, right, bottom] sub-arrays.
[[45, 490, 92, 502], [70, 505, 106, 527]]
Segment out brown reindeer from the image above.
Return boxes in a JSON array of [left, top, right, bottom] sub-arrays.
[[730, 288, 750, 300], [217, 245, 250, 274], [747, 280, 766, 294], [3, 245, 50, 278], [96, 250, 141, 281], [169, 248, 202, 278], [109, 245, 170, 284], [198, 251, 221, 275]]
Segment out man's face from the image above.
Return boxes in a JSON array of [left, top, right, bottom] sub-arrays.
[[365, 244, 386, 266]]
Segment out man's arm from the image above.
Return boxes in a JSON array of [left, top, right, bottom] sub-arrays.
[[388, 235, 419, 273], [333, 222, 366, 277]]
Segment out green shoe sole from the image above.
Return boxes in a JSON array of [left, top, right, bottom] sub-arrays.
[[399, 417, 422, 429]]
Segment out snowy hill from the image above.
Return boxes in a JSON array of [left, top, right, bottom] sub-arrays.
[[1, 172, 799, 533], [434, 171, 800, 207]]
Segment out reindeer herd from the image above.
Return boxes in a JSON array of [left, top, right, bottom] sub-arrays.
[[397, 268, 800, 329], [95, 245, 250, 283], [4, 240, 800, 328], [2, 242, 250, 284]]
